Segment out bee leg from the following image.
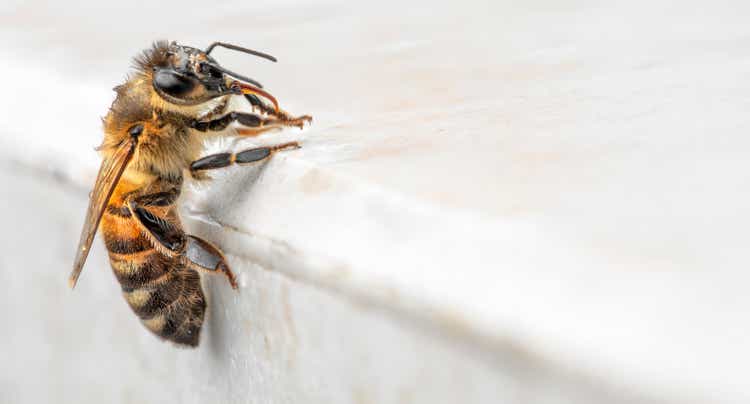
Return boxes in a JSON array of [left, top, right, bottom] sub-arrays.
[[191, 112, 311, 136], [233, 111, 312, 136], [234, 114, 311, 137], [244, 94, 313, 123], [226, 111, 310, 136], [190, 142, 300, 175], [185, 235, 238, 290], [126, 200, 187, 258], [125, 200, 237, 289]]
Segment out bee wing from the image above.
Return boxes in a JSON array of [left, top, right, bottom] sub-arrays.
[[69, 135, 138, 288]]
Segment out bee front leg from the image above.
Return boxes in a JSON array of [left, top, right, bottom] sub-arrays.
[[189, 142, 300, 177], [191, 112, 312, 137], [244, 94, 312, 123]]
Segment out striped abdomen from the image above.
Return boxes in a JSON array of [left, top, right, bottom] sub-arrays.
[[100, 182, 206, 347]]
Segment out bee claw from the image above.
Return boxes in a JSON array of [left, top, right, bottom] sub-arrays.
[[287, 115, 313, 129]]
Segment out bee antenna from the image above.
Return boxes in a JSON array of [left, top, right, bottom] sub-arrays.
[[205, 42, 278, 63], [206, 62, 265, 89]]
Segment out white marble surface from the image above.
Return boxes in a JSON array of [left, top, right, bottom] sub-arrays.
[[1, 0, 749, 403]]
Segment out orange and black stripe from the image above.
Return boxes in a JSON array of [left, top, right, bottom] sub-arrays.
[[101, 182, 206, 347]]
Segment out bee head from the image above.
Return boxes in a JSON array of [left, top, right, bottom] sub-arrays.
[[137, 41, 278, 109]]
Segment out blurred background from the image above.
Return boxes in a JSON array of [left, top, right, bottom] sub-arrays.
[[1, 1, 750, 403]]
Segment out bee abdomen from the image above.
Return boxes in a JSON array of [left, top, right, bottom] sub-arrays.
[[105, 233, 152, 254], [141, 284, 206, 347], [109, 248, 166, 291], [101, 188, 206, 347], [123, 264, 206, 347]]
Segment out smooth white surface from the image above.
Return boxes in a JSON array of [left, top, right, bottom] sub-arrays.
[[0, 166, 514, 404], [1, 1, 749, 403]]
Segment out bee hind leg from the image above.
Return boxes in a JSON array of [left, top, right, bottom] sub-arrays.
[[190, 142, 300, 177], [126, 200, 238, 290], [184, 235, 238, 290]]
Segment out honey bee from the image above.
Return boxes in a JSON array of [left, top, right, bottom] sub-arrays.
[[69, 41, 312, 347]]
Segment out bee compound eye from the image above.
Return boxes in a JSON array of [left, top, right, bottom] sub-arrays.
[[153, 69, 195, 98]]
